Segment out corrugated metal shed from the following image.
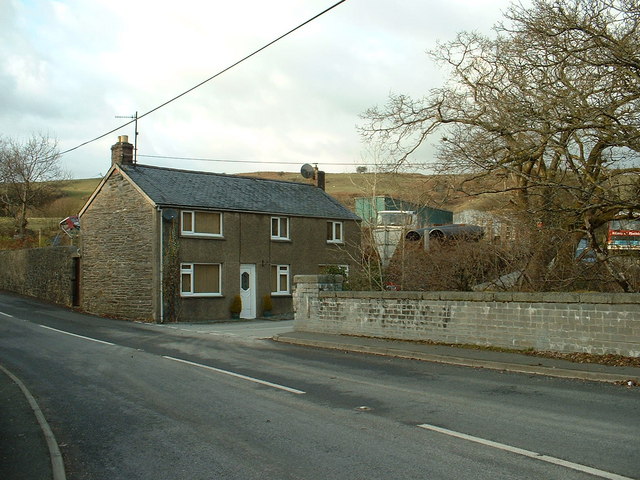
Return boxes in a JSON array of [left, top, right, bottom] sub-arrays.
[[355, 196, 452, 226]]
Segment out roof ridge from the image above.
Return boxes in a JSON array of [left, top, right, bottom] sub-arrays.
[[123, 163, 314, 188]]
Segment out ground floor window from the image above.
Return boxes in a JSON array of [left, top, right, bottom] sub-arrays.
[[271, 264, 290, 295], [180, 263, 222, 296]]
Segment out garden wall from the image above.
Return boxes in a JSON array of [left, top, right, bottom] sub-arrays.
[[0, 246, 79, 307], [293, 275, 640, 357]]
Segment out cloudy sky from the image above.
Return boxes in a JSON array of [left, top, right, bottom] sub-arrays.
[[1, 0, 512, 179]]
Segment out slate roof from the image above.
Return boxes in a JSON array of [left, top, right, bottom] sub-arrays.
[[120, 164, 360, 220]]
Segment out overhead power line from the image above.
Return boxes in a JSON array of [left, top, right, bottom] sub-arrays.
[[138, 153, 429, 168], [138, 154, 358, 166], [58, 0, 348, 158]]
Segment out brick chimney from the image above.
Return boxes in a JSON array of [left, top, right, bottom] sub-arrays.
[[313, 166, 325, 190], [111, 135, 134, 166]]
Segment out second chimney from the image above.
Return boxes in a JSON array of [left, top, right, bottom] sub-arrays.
[[313, 166, 325, 190]]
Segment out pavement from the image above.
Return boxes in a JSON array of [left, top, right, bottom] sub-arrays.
[[3, 323, 639, 480], [273, 330, 640, 385]]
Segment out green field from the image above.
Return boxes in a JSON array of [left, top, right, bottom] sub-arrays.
[[57, 177, 101, 199]]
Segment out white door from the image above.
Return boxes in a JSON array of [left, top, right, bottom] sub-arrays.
[[239, 264, 256, 319]]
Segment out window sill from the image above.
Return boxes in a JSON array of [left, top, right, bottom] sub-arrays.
[[271, 293, 292, 297], [180, 234, 225, 240], [271, 238, 292, 243], [180, 293, 223, 298]]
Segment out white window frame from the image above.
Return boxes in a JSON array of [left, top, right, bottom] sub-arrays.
[[180, 263, 222, 297], [271, 216, 290, 241], [181, 210, 223, 238], [271, 264, 291, 296], [327, 221, 344, 244]]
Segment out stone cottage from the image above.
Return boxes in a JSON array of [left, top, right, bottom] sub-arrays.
[[78, 136, 360, 322]]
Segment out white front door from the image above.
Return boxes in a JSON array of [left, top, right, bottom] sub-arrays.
[[239, 264, 256, 319]]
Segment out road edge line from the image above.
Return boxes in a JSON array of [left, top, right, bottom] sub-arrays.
[[0, 364, 67, 480]]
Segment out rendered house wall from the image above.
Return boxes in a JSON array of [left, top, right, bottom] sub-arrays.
[[167, 211, 360, 322]]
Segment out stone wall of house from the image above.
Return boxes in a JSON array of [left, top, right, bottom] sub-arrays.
[[80, 170, 158, 321], [293, 275, 640, 357], [0, 246, 79, 306]]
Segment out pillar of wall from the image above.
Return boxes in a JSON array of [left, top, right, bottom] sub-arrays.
[[293, 274, 343, 329]]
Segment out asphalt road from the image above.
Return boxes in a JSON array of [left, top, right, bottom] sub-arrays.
[[1, 292, 638, 480]]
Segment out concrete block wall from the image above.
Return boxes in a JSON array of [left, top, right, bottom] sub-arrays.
[[0, 246, 79, 306], [293, 276, 640, 357]]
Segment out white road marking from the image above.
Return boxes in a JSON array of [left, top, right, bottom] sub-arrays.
[[417, 423, 633, 480], [0, 311, 14, 318], [0, 364, 67, 480], [163, 355, 306, 395], [40, 325, 115, 346], [37, 325, 302, 394]]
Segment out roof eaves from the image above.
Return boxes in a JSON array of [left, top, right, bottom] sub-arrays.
[[153, 202, 359, 220]]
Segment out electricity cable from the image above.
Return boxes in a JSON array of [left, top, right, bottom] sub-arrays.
[[138, 153, 426, 168], [57, 0, 348, 158]]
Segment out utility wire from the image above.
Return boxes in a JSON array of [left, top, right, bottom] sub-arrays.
[[138, 153, 428, 168], [57, 0, 348, 157], [138, 153, 358, 166]]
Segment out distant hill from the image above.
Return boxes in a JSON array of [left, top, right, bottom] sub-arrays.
[[3, 170, 508, 237], [1, 169, 514, 249], [239, 171, 510, 213]]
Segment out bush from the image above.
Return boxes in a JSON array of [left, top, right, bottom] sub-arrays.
[[229, 295, 242, 314], [262, 294, 273, 312]]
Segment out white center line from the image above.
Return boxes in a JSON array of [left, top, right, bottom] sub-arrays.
[[163, 355, 306, 395], [0, 311, 14, 318], [417, 423, 633, 480], [40, 325, 115, 346]]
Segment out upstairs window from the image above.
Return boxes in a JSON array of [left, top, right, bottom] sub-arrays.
[[327, 221, 343, 244], [271, 264, 290, 295], [271, 216, 290, 240], [181, 211, 222, 237]]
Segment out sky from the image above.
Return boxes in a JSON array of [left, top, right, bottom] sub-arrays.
[[0, 0, 512, 179]]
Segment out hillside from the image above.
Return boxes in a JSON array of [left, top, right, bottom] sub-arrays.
[[0, 170, 508, 246], [239, 171, 509, 213]]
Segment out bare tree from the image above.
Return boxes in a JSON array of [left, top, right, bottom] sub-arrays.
[[361, 0, 640, 292], [0, 134, 66, 236]]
